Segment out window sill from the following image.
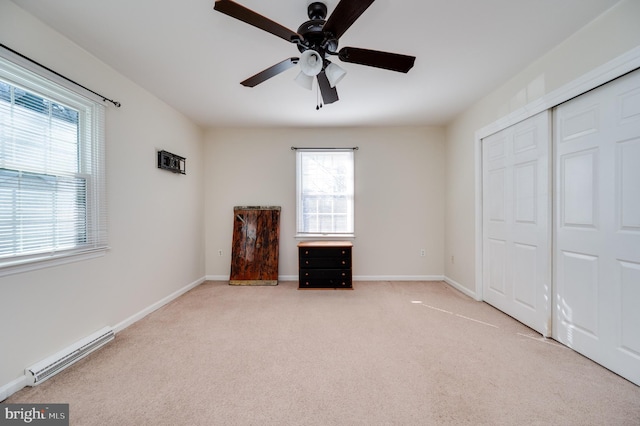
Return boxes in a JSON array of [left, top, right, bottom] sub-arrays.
[[295, 234, 355, 240], [0, 248, 108, 278]]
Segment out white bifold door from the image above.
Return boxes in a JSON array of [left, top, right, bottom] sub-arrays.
[[554, 69, 640, 386], [482, 111, 552, 336]]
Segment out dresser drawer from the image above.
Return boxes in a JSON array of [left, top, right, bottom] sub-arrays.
[[299, 247, 351, 259], [299, 269, 352, 288], [300, 269, 350, 280], [299, 256, 351, 269]]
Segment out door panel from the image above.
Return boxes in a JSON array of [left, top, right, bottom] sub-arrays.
[[514, 162, 537, 224], [557, 251, 599, 337], [482, 111, 551, 335], [487, 168, 506, 224], [560, 150, 598, 227], [620, 261, 640, 357], [554, 68, 640, 386], [513, 243, 537, 309], [487, 239, 506, 295], [618, 139, 640, 229]]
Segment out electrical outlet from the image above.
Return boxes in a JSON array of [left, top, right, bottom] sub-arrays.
[[218, 250, 223, 256], [420, 249, 426, 257]]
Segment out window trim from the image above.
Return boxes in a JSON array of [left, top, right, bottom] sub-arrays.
[[0, 56, 108, 277], [295, 148, 355, 239]]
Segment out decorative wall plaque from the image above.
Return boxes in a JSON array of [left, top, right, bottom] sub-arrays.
[[157, 150, 186, 174]]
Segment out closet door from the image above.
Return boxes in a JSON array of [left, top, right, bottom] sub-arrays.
[[482, 111, 552, 335], [554, 68, 640, 386]]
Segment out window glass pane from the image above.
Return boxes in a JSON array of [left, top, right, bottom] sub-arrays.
[[318, 198, 333, 214], [297, 150, 354, 235], [0, 169, 87, 259], [0, 81, 9, 102], [1, 86, 79, 176]]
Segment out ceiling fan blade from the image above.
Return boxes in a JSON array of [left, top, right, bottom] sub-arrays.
[[240, 58, 299, 87], [317, 71, 339, 104], [338, 47, 416, 73], [323, 0, 375, 39], [214, 0, 301, 43]]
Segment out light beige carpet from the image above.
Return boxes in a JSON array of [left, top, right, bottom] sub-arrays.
[[5, 281, 640, 425]]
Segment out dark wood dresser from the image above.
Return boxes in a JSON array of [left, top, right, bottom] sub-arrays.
[[298, 241, 353, 289]]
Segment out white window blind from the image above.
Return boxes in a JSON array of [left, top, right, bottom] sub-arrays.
[[296, 149, 354, 236], [0, 56, 107, 273]]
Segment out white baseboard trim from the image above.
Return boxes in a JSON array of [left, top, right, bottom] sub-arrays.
[[205, 275, 449, 282], [0, 376, 28, 402], [113, 276, 206, 333], [444, 276, 479, 300], [354, 275, 445, 281], [279, 275, 297, 282], [206, 275, 447, 282], [205, 275, 228, 281]]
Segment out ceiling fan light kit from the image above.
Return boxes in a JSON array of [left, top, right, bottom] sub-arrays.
[[295, 71, 315, 90], [325, 62, 347, 88], [299, 49, 323, 76], [213, 0, 416, 105]]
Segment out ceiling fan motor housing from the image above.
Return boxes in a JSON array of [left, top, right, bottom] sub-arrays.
[[307, 2, 327, 20], [297, 2, 338, 60]]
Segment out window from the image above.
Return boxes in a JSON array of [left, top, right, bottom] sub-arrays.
[[296, 149, 354, 236], [0, 56, 107, 274]]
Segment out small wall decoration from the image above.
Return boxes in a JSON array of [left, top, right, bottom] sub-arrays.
[[157, 150, 186, 174]]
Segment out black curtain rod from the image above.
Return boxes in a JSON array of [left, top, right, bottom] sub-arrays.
[[291, 146, 358, 150], [0, 44, 121, 108]]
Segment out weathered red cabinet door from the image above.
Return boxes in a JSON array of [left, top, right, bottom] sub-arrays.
[[230, 206, 281, 285]]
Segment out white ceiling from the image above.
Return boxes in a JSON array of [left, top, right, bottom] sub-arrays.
[[10, 0, 621, 128]]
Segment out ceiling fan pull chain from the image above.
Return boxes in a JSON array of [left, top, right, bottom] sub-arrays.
[[316, 83, 323, 110]]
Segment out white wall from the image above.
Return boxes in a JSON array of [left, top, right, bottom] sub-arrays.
[[0, 2, 205, 393], [204, 127, 445, 280], [444, 0, 640, 294]]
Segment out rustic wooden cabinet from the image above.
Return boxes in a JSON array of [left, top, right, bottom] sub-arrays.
[[230, 206, 280, 285], [298, 241, 353, 289]]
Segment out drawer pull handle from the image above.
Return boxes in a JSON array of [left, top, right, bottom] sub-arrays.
[[342, 261, 346, 265]]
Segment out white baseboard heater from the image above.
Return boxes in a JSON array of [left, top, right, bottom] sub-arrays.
[[25, 326, 114, 386]]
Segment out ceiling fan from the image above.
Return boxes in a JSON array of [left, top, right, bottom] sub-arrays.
[[213, 0, 416, 105]]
